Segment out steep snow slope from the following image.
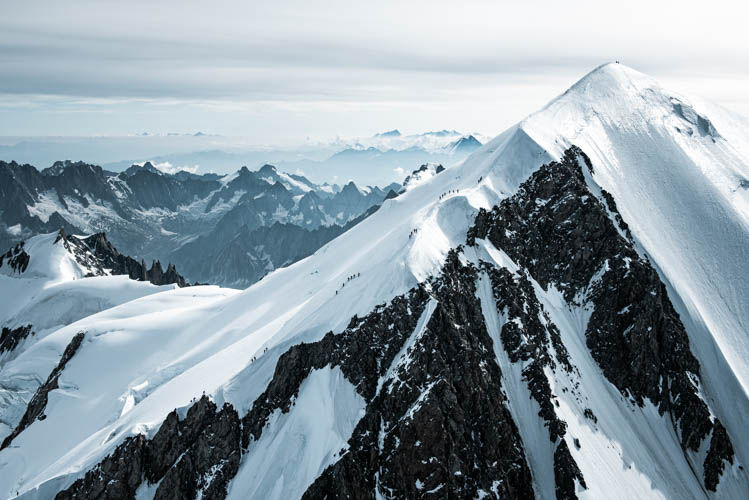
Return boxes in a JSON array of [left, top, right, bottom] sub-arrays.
[[0, 232, 196, 445], [226, 365, 365, 500], [520, 63, 749, 392], [515, 64, 749, 488], [1, 63, 748, 499]]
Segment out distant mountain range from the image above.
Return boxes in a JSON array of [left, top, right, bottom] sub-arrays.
[[0, 131, 483, 186], [277, 134, 481, 185], [0, 160, 400, 287]]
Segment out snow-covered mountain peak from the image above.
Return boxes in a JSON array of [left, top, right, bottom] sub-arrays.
[[40, 160, 100, 177], [523, 62, 727, 148], [401, 163, 445, 191], [2, 64, 749, 499], [257, 164, 277, 175], [513, 63, 749, 399], [0, 230, 92, 281], [566, 62, 655, 95]]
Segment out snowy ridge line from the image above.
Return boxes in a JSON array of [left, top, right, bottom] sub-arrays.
[[2, 63, 749, 499], [46, 286, 430, 499]]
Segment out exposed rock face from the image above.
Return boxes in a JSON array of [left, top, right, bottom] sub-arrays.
[[303, 251, 534, 499], [153, 403, 240, 500], [554, 440, 586, 500], [55, 229, 187, 286], [468, 145, 736, 491], [482, 265, 572, 443], [56, 435, 147, 500], [56, 396, 241, 500], [0, 241, 30, 274], [241, 286, 432, 446], [704, 420, 735, 492], [1, 332, 84, 450], [0, 325, 33, 354]]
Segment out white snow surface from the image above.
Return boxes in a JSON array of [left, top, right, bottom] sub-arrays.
[[0, 233, 197, 447], [226, 366, 364, 500], [2, 63, 749, 499]]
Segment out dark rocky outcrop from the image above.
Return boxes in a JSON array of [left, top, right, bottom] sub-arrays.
[[0, 241, 30, 273], [54, 229, 187, 287], [153, 404, 240, 500], [483, 264, 572, 443], [303, 251, 534, 499], [55, 435, 147, 500], [1, 332, 84, 450], [704, 420, 735, 492], [241, 285, 431, 447], [0, 324, 33, 354], [554, 440, 586, 500], [144, 397, 219, 483], [467, 145, 736, 491], [55, 396, 241, 500]]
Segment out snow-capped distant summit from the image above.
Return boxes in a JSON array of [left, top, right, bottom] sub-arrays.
[[400, 163, 445, 192], [374, 129, 401, 137], [123, 161, 163, 177], [449, 134, 482, 154], [1, 229, 186, 286], [328, 129, 488, 156], [423, 129, 461, 137], [40, 160, 104, 177]]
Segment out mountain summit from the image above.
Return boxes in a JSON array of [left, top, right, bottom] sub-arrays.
[[1, 64, 748, 499]]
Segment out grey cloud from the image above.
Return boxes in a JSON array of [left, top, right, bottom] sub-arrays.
[[1, 0, 747, 138], [3, 1, 747, 102]]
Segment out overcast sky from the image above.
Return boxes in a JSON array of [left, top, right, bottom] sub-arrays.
[[2, 0, 748, 143]]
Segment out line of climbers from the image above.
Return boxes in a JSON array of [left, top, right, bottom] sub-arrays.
[[438, 189, 459, 200], [336, 272, 361, 294], [248, 347, 268, 363]]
